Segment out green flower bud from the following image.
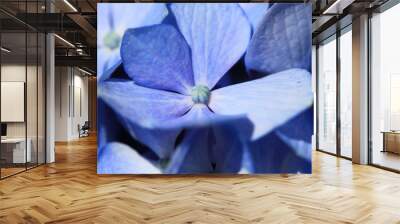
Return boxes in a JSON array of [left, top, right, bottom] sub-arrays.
[[191, 85, 210, 105]]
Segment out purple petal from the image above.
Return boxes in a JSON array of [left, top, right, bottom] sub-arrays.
[[170, 3, 251, 89], [98, 142, 161, 174], [209, 69, 313, 140], [121, 24, 194, 94], [245, 3, 312, 75]]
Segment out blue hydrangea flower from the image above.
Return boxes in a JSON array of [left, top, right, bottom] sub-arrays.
[[97, 3, 168, 80], [98, 3, 313, 174], [242, 3, 313, 173]]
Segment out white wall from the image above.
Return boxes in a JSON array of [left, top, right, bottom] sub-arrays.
[[55, 67, 89, 141], [1, 65, 26, 134], [70, 73, 89, 139], [55, 66, 69, 141], [1, 63, 46, 164], [1, 65, 26, 143], [1, 82, 25, 122], [1, 65, 40, 138]]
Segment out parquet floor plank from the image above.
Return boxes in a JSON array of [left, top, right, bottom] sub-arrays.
[[0, 135, 400, 223]]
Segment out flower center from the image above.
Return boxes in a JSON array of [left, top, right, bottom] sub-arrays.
[[191, 85, 210, 105], [104, 31, 121, 50]]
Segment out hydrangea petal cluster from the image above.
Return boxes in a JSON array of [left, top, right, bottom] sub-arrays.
[[98, 3, 313, 174]]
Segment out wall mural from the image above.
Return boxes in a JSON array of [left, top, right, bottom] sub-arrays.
[[97, 3, 313, 174]]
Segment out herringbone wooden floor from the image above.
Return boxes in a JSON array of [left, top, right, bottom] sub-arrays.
[[1, 135, 400, 224]]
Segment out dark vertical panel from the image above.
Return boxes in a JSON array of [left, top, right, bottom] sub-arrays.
[[69, 68, 71, 118], [367, 11, 373, 165], [59, 68, 62, 117], [37, 0, 39, 167], [25, 0, 28, 171], [43, 0, 48, 165], [88, 77, 97, 132], [336, 27, 341, 157], [72, 68, 75, 117], [315, 44, 320, 150], [44, 10, 47, 165], [0, 20, 2, 179]]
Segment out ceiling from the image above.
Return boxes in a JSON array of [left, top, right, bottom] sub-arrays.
[[0, 0, 391, 75]]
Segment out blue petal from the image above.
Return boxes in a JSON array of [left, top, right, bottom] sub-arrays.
[[170, 3, 251, 89], [100, 80, 192, 124], [124, 122, 181, 160], [162, 104, 253, 136], [247, 108, 313, 173], [275, 106, 313, 161], [245, 3, 312, 75], [121, 24, 194, 94], [97, 4, 112, 46], [165, 106, 252, 174], [211, 123, 245, 173], [99, 79, 192, 158], [209, 69, 313, 140], [276, 131, 312, 162], [97, 98, 124, 150], [214, 57, 250, 89], [97, 58, 121, 82], [97, 3, 167, 46], [166, 128, 213, 174], [239, 3, 270, 32], [97, 3, 168, 80], [98, 142, 161, 174], [109, 3, 168, 32], [248, 132, 311, 174]]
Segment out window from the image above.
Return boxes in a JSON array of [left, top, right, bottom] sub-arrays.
[[0, 1, 47, 179], [370, 2, 400, 171], [317, 36, 337, 154], [339, 28, 352, 158]]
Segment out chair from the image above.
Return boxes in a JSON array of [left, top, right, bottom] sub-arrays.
[[78, 121, 90, 138]]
